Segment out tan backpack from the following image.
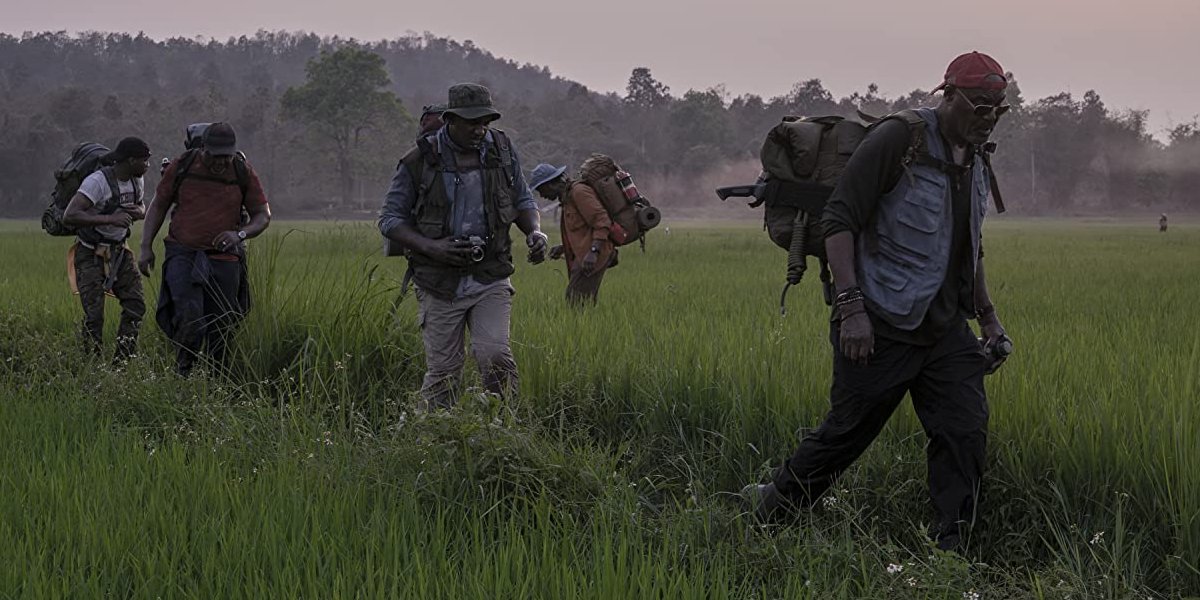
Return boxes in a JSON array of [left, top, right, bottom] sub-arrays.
[[576, 154, 661, 246]]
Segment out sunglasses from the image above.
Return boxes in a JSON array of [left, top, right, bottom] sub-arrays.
[[957, 88, 1011, 118]]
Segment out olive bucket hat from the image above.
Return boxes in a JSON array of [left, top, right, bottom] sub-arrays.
[[442, 83, 502, 121]]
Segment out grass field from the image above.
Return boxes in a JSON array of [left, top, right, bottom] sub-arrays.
[[0, 218, 1196, 598]]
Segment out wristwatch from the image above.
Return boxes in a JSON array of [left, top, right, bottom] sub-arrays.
[[236, 230, 247, 241]]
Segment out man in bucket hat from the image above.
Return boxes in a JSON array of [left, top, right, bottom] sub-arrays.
[[529, 163, 617, 307], [379, 83, 548, 409], [744, 52, 1013, 552]]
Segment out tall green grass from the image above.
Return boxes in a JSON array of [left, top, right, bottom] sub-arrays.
[[0, 219, 1195, 598]]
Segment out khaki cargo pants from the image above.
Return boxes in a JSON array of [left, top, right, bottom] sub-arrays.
[[415, 284, 518, 409]]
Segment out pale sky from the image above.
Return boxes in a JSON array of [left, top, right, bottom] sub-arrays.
[[3, 0, 1197, 138]]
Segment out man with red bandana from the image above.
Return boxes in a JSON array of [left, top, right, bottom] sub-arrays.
[[745, 52, 1012, 552]]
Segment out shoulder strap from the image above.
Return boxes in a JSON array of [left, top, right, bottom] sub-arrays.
[[99, 167, 122, 215], [489, 128, 516, 188], [405, 135, 441, 200], [980, 148, 1007, 214], [232, 154, 249, 200], [170, 149, 201, 202], [885, 109, 928, 169]]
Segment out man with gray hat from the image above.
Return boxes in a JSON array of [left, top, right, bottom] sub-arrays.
[[529, 163, 615, 306], [140, 122, 272, 377], [379, 83, 548, 409]]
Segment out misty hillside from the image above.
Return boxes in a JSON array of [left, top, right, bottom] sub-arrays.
[[1, 30, 1196, 217]]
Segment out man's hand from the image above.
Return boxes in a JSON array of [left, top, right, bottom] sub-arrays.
[[212, 231, 242, 253], [978, 310, 1006, 346], [581, 249, 599, 275], [421, 237, 474, 267], [839, 301, 874, 365], [107, 212, 133, 229], [978, 309, 1009, 372], [527, 230, 548, 264], [138, 248, 155, 277], [548, 245, 564, 261]]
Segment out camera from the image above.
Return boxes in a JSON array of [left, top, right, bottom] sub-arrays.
[[455, 235, 486, 263]]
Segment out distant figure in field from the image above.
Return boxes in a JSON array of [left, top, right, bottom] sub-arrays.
[[529, 163, 618, 307], [379, 83, 548, 410], [1160, 213, 1168, 232], [418, 104, 445, 138], [62, 137, 152, 363], [744, 52, 1013, 552], [139, 122, 272, 377]]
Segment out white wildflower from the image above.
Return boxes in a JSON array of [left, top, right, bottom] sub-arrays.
[[1090, 531, 1105, 545], [963, 591, 980, 600], [887, 563, 904, 574]]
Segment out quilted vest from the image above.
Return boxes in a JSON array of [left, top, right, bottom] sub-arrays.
[[857, 108, 989, 330]]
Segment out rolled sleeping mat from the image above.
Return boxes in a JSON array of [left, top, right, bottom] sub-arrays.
[[636, 206, 662, 230]]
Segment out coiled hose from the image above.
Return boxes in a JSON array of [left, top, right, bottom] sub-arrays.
[[779, 210, 809, 315]]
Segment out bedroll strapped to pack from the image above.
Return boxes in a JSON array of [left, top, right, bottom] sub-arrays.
[[42, 142, 118, 237], [576, 154, 661, 248]]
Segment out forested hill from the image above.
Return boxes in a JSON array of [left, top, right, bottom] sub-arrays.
[[1, 30, 1197, 217]]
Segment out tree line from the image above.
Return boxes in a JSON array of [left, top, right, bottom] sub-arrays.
[[0, 30, 1196, 218]]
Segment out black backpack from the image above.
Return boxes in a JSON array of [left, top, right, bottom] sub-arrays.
[[168, 148, 250, 203], [42, 142, 115, 237], [160, 122, 251, 209]]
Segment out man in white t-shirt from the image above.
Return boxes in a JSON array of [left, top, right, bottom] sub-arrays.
[[62, 137, 151, 362]]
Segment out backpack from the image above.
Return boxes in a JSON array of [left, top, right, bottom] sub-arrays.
[[575, 154, 662, 247], [161, 122, 252, 235], [724, 109, 1006, 314], [41, 142, 116, 237], [717, 111, 927, 313], [168, 148, 250, 204]]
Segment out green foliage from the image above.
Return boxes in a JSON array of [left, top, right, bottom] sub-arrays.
[[282, 46, 412, 208], [0, 220, 1196, 597], [2, 32, 1197, 218], [625, 67, 671, 109]]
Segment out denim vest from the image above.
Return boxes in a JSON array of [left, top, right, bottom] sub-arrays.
[[857, 108, 989, 330]]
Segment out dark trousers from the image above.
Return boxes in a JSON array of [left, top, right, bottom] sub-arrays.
[[565, 266, 607, 307], [162, 255, 243, 376], [74, 244, 144, 361], [772, 319, 988, 540]]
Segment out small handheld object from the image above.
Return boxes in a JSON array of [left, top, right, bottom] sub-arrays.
[[979, 335, 1013, 375]]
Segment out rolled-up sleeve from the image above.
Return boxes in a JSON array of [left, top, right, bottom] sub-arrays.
[[378, 164, 416, 237], [509, 146, 538, 213]]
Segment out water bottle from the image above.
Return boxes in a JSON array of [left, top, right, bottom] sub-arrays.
[[615, 171, 642, 202]]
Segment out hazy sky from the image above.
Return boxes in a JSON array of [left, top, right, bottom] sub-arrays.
[[3, 0, 1197, 137]]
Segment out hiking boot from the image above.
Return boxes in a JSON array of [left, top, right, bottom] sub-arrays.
[[741, 482, 788, 523]]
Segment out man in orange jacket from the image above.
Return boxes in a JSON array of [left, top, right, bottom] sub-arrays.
[[529, 163, 616, 306]]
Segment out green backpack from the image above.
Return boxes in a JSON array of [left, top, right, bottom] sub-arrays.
[[719, 111, 928, 313]]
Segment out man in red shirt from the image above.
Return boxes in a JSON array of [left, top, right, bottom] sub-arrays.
[[139, 122, 271, 376]]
